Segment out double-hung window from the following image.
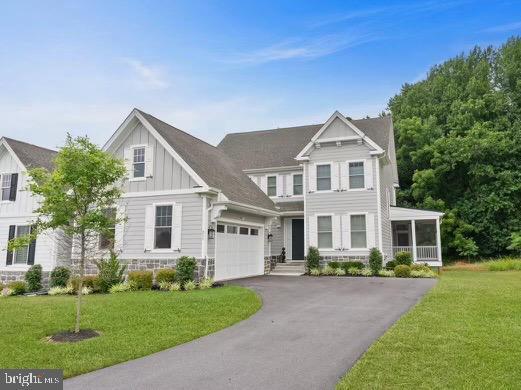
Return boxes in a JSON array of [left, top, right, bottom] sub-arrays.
[[316, 164, 331, 191], [349, 161, 365, 189], [133, 147, 146, 179], [350, 215, 367, 248], [1, 174, 11, 200], [267, 176, 277, 197], [154, 205, 173, 249], [99, 208, 116, 250], [293, 174, 303, 195], [317, 216, 333, 248], [14, 225, 31, 264]]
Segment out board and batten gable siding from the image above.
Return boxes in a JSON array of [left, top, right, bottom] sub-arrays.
[[114, 122, 198, 193], [305, 141, 379, 257], [118, 193, 203, 260], [317, 117, 358, 139]]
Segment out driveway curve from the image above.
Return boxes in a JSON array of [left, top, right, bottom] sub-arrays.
[[65, 276, 436, 390]]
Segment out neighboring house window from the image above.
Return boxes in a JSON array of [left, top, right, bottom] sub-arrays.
[[293, 174, 303, 195], [99, 208, 116, 250], [14, 225, 31, 264], [133, 147, 146, 178], [267, 176, 277, 196], [317, 216, 333, 248], [350, 215, 367, 248], [1, 174, 11, 200], [316, 164, 331, 191], [154, 205, 173, 249], [349, 162, 365, 189]]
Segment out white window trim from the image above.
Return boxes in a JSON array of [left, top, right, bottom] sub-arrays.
[[346, 159, 366, 191], [1, 173, 12, 202], [266, 175, 277, 198], [316, 213, 334, 250], [291, 172, 304, 196], [315, 162, 333, 192], [151, 202, 175, 253], [348, 212, 369, 250], [129, 144, 148, 182]]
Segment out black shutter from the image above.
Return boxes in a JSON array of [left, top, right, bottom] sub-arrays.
[[6, 225, 15, 265], [9, 173, 18, 201], [27, 225, 36, 265]]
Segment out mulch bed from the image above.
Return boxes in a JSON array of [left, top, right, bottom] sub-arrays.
[[48, 329, 100, 343]]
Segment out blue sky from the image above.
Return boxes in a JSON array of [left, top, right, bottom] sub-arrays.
[[0, 0, 520, 149]]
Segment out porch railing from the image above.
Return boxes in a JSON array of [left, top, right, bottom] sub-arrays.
[[392, 246, 438, 261]]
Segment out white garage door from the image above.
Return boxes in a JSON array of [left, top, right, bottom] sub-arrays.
[[214, 222, 264, 281]]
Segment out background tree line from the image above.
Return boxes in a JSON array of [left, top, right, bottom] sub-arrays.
[[389, 36, 521, 259]]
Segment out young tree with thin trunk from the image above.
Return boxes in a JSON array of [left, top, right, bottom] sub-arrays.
[[9, 135, 126, 333]]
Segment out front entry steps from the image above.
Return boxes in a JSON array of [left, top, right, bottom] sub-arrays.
[[270, 261, 306, 276]]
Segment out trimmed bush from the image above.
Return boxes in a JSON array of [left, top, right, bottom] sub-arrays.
[[385, 260, 396, 270], [8, 281, 26, 295], [306, 247, 320, 272], [411, 263, 431, 272], [199, 278, 214, 290], [25, 264, 42, 292], [328, 261, 340, 269], [394, 264, 411, 278], [368, 248, 383, 275], [340, 261, 364, 274], [95, 252, 126, 293], [156, 268, 177, 284], [128, 271, 153, 290], [50, 266, 71, 288], [184, 280, 197, 291], [48, 286, 73, 295], [378, 269, 395, 277], [176, 256, 197, 285], [109, 283, 130, 293], [310, 268, 320, 276], [395, 251, 413, 266]]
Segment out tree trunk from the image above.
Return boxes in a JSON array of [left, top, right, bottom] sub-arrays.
[[74, 231, 85, 333]]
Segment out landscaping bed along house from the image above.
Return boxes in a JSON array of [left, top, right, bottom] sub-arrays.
[[306, 247, 437, 278]]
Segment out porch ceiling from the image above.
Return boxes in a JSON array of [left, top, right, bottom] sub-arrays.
[[390, 206, 443, 221]]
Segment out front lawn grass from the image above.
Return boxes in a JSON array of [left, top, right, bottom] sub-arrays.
[[0, 286, 261, 378], [337, 271, 521, 389]]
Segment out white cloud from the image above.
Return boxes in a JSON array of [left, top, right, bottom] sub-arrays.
[[482, 21, 521, 33], [122, 58, 169, 90]]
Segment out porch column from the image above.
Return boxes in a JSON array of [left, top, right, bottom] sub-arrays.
[[411, 219, 417, 263], [436, 217, 442, 262]]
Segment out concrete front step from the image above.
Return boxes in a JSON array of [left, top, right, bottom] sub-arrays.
[[270, 270, 305, 276], [271, 261, 306, 276]]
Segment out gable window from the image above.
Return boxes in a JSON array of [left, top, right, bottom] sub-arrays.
[[133, 147, 146, 178], [316, 164, 331, 191], [267, 176, 277, 197], [293, 174, 303, 195], [1, 174, 11, 200], [317, 216, 333, 248], [350, 215, 367, 248], [99, 208, 116, 250], [349, 162, 365, 189], [14, 225, 31, 264], [154, 205, 172, 249]]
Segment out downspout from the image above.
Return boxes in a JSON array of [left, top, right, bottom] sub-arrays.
[[202, 197, 213, 278]]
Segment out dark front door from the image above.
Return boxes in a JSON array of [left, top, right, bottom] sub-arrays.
[[291, 219, 304, 260]]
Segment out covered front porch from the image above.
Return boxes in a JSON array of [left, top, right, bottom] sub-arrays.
[[390, 206, 444, 266]]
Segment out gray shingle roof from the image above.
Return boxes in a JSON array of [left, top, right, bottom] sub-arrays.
[[217, 115, 398, 183], [137, 110, 276, 211], [3, 137, 57, 171]]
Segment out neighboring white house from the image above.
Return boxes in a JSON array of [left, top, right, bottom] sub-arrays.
[[0, 137, 71, 285], [0, 109, 443, 284]]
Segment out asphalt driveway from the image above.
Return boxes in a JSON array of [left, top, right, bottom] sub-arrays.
[[65, 276, 436, 390]]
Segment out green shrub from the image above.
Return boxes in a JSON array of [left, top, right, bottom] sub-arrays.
[[340, 261, 364, 273], [109, 283, 130, 293], [310, 268, 320, 276], [95, 251, 126, 293], [328, 261, 340, 269], [8, 281, 26, 295], [169, 282, 182, 291], [378, 269, 395, 277], [199, 278, 214, 290], [347, 267, 362, 276], [395, 251, 413, 266], [158, 281, 174, 291], [385, 260, 397, 270], [410, 269, 437, 278], [184, 280, 197, 291], [176, 257, 197, 285], [306, 247, 320, 271], [360, 268, 372, 276], [156, 268, 177, 284], [81, 286, 93, 295], [48, 286, 73, 295], [69, 275, 101, 293], [411, 263, 431, 272], [394, 264, 411, 278], [128, 271, 153, 290], [322, 265, 336, 276], [50, 266, 70, 288], [334, 267, 346, 276], [25, 264, 42, 292], [368, 248, 383, 275]]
